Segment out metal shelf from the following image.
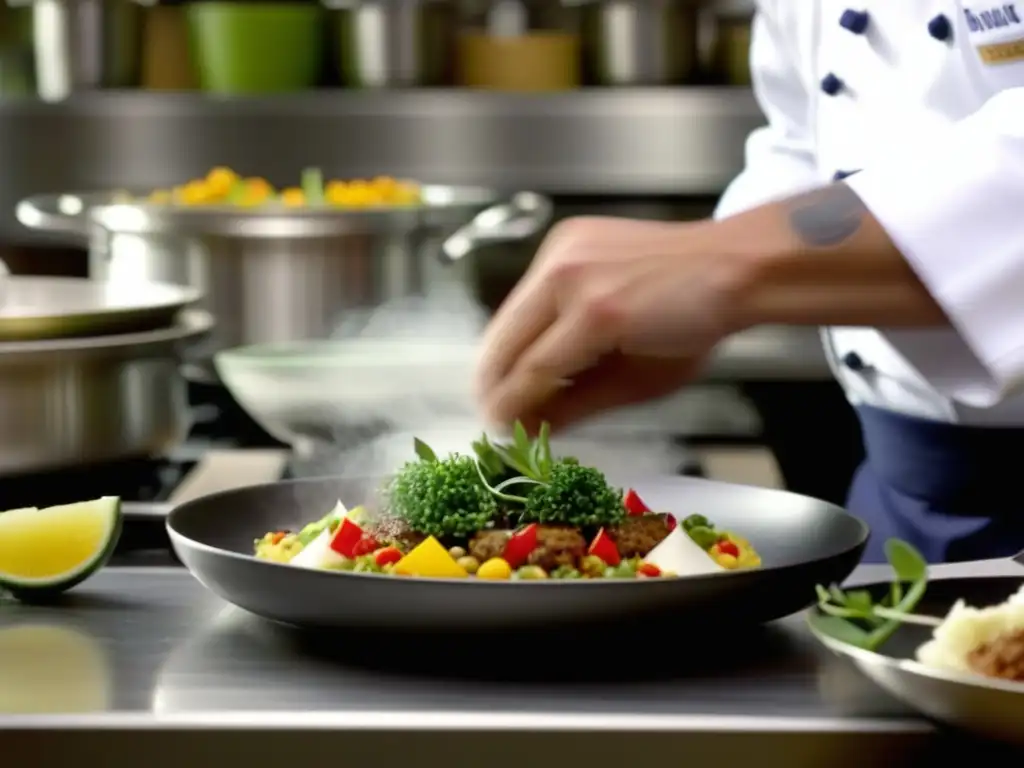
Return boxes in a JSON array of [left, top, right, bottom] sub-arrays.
[[0, 89, 761, 244]]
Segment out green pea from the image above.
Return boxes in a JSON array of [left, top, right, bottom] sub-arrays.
[[682, 514, 711, 531], [603, 560, 637, 579], [551, 566, 581, 579], [580, 555, 606, 577], [353, 555, 382, 573], [326, 558, 356, 571], [687, 526, 719, 550], [514, 565, 549, 580]]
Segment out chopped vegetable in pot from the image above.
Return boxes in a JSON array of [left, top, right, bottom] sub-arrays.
[[138, 166, 422, 209]]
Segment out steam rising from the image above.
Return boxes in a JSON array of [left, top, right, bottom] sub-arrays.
[[288, 275, 683, 482], [291, 278, 490, 478], [329, 278, 488, 344]]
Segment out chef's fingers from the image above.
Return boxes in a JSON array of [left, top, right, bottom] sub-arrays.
[[475, 271, 558, 405], [523, 354, 707, 433], [481, 301, 615, 426]]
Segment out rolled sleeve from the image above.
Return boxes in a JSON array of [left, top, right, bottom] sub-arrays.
[[847, 88, 1024, 407], [714, 0, 821, 220]]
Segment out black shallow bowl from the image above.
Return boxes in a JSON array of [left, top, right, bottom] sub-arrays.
[[167, 475, 869, 631]]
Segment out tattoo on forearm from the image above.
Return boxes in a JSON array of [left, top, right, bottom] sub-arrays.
[[784, 183, 868, 247]]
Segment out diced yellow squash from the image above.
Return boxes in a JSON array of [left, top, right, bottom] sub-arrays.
[[393, 536, 469, 578]]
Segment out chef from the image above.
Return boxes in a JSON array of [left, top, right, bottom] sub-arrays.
[[474, 2, 1024, 564]]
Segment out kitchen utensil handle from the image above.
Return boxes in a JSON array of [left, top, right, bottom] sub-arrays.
[[440, 192, 553, 262], [15, 195, 93, 241]]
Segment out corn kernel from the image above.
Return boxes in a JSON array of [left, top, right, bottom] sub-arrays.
[[176, 180, 212, 206], [325, 180, 349, 205], [205, 166, 238, 198], [280, 188, 305, 207], [716, 553, 739, 569], [243, 177, 273, 201]]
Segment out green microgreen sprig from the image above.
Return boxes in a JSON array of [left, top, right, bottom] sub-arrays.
[[809, 538, 941, 651]]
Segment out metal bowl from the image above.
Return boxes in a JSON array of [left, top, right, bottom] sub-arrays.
[[808, 575, 1024, 746], [167, 474, 869, 631]]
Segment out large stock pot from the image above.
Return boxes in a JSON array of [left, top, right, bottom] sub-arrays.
[[16, 187, 552, 362]]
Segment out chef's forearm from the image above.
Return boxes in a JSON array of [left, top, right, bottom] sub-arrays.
[[715, 183, 949, 330]]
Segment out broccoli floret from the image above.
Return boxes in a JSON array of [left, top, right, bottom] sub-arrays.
[[522, 461, 625, 528], [388, 453, 499, 538]]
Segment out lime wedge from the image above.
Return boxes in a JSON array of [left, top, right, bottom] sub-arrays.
[[0, 497, 122, 598]]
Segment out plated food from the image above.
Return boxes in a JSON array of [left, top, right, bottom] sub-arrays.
[[254, 423, 762, 581], [812, 539, 1024, 683], [120, 166, 422, 209], [916, 584, 1024, 681]]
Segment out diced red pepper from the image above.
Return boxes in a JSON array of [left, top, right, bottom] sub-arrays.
[[329, 518, 366, 558], [588, 528, 621, 566], [665, 514, 677, 533], [716, 540, 740, 558], [623, 488, 650, 516], [269, 531, 286, 545], [637, 562, 661, 578], [374, 546, 403, 567], [504, 523, 539, 568], [351, 536, 381, 557]]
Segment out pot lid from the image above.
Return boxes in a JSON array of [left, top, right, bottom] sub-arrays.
[[0, 262, 201, 342]]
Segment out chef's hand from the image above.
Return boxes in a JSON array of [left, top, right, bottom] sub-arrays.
[[474, 216, 747, 431]]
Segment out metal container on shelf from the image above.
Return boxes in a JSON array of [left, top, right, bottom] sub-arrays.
[[709, 0, 753, 85], [456, 0, 582, 91], [573, 0, 701, 86], [0, 258, 211, 475], [16, 188, 552, 364], [325, 0, 456, 88], [7, 0, 146, 101]]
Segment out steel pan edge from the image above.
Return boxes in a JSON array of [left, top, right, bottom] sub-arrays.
[[811, 607, 1024, 747]]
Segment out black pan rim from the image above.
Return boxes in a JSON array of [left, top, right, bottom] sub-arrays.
[[167, 474, 871, 589]]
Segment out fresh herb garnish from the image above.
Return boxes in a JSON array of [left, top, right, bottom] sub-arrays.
[[413, 438, 438, 464], [474, 421, 555, 484], [809, 538, 940, 651]]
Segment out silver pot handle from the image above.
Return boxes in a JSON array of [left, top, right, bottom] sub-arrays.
[[441, 192, 553, 262], [16, 194, 93, 241]]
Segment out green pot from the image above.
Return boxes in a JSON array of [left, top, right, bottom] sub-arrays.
[[187, 2, 323, 94]]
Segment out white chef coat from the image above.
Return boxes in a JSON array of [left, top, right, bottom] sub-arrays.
[[714, 0, 1024, 426]]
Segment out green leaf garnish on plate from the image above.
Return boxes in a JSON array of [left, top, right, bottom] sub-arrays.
[[810, 538, 939, 651]]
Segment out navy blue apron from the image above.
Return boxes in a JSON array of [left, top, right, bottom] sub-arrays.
[[847, 405, 1024, 563]]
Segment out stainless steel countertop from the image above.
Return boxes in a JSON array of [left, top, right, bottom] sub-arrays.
[[3, 560, 1019, 767]]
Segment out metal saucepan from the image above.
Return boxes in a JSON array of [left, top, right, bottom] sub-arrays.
[[0, 308, 212, 476], [324, 0, 457, 87], [571, 0, 702, 86], [7, 0, 149, 102], [167, 475, 868, 631], [810, 575, 1024, 747], [0, 257, 199, 341], [15, 188, 553, 358]]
